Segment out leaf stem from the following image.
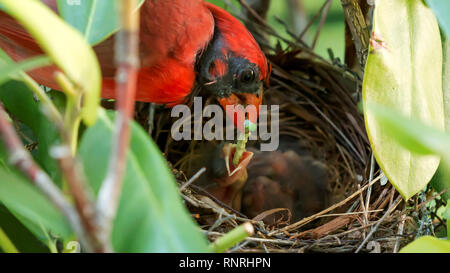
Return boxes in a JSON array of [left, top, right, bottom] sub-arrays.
[[53, 73, 104, 252], [55, 72, 82, 154], [0, 102, 92, 251], [208, 222, 254, 253], [20, 72, 64, 125]]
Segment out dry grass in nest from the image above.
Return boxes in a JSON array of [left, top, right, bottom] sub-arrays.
[[131, 47, 416, 253], [130, 2, 444, 253]]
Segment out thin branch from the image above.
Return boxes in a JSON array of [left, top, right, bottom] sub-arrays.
[[268, 175, 382, 236], [0, 102, 92, 251], [238, 0, 271, 29], [340, 0, 370, 70], [50, 145, 103, 252], [296, 0, 332, 44], [355, 195, 402, 253], [52, 72, 105, 252], [96, 0, 140, 250], [393, 213, 407, 253], [311, 0, 332, 49], [180, 167, 206, 192]]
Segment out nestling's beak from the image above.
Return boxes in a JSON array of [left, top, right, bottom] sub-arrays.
[[218, 87, 263, 132]]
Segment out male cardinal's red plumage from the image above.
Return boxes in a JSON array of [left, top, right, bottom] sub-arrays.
[[0, 0, 269, 127]]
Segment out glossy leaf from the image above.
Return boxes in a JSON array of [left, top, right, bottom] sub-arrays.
[[363, 0, 445, 199], [0, 0, 101, 126], [426, 0, 450, 36], [443, 203, 450, 220], [0, 166, 72, 239], [431, 40, 450, 201], [78, 110, 209, 252], [400, 236, 450, 253], [367, 103, 450, 196], [57, 0, 145, 45], [367, 104, 450, 156], [0, 81, 64, 184]]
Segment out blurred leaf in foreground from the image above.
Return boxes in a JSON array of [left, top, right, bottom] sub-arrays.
[[79, 110, 209, 252], [57, 0, 145, 45], [0, 165, 72, 241], [400, 236, 450, 253], [0, 0, 101, 126], [367, 103, 450, 198]]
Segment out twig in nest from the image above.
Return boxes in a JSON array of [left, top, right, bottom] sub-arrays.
[[355, 195, 403, 253], [180, 167, 206, 191], [96, 0, 140, 251], [268, 175, 381, 236]]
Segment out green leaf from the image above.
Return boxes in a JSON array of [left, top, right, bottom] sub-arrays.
[[78, 110, 209, 252], [444, 39, 450, 132], [426, 0, 450, 36], [367, 104, 450, 156], [430, 39, 450, 202], [367, 103, 450, 196], [0, 81, 64, 184], [0, 56, 51, 86], [0, 166, 72, 239], [0, 0, 101, 126], [430, 166, 450, 202], [363, 0, 445, 200], [57, 0, 145, 45], [400, 236, 450, 253], [443, 202, 450, 220], [0, 205, 50, 252]]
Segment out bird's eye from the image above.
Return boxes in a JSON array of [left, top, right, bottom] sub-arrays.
[[240, 69, 255, 83]]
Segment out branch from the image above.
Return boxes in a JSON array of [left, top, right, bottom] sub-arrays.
[[0, 102, 93, 251], [52, 72, 106, 252], [96, 0, 140, 249], [10, 72, 104, 252], [311, 0, 332, 50], [50, 144, 105, 252], [340, 0, 370, 70], [240, 0, 271, 44]]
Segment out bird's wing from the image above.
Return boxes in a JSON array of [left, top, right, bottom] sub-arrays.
[[101, 0, 215, 104], [139, 0, 214, 67], [97, 0, 215, 76], [0, 0, 215, 104]]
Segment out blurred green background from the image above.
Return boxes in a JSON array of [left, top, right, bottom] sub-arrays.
[[207, 0, 346, 61]]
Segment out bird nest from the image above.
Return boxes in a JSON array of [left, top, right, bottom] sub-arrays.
[[131, 45, 420, 253], [131, 6, 438, 253]]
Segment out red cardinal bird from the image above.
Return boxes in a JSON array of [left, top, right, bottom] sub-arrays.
[[0, 0, 269, 127]]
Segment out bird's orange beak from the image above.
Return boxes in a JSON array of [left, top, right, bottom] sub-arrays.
[[218, 87, 263, 132]]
